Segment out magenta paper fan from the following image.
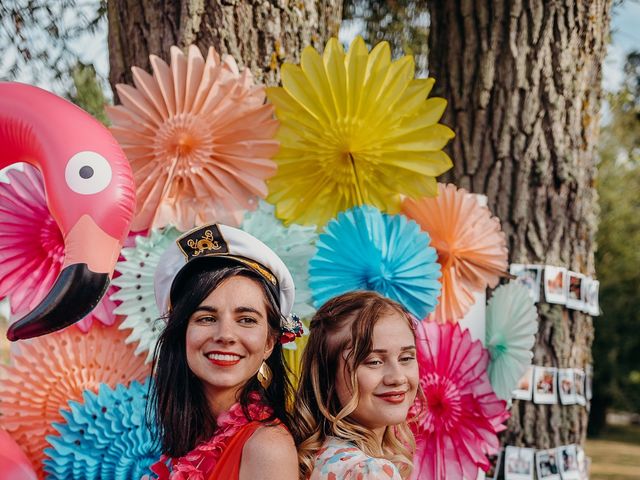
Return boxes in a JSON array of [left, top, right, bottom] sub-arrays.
[[0, 165, 115, 331], [410, 321, 510, 480]]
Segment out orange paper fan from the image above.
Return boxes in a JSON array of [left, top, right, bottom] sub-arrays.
[[0, 322, 150, 478], [107, 45, 279, 231], [402, 183, 508, 323]]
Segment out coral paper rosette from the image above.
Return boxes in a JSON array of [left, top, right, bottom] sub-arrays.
[[107, 45, 279, 231], [0, 323, 150, 477], [44, 379, 161, 479], [309, 205, 441, 319], [411, 321, 509, 480], [486, 282, 538, 400], [0, 165, 115, 331], [266, 36, 454, 226], [242, 201, 318, 319], [402, 183, 509, 322], [111, 227, 181, 363]]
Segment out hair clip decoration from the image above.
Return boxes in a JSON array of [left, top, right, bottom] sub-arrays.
[[280, 313, 304, 344]]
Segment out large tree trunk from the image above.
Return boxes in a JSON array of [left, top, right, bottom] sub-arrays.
[[428, 0, 611, 452], [107, 0, 342, 91]]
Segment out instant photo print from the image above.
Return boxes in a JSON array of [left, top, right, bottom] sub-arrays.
[[510, 263, 543, 303], [565, 271, 585, 310], [574, 369, 586, 406], [558, 368, 577, 405], [558, 445, 581, 480], [536, 449, 560, 480], [504, 446, 534, 480], [512, 366, 534, 401], [544, 266, 567, 305], [533, 367, 558, 404]]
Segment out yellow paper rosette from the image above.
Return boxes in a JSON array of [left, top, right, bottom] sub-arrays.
[[266, 35, 455, 226]]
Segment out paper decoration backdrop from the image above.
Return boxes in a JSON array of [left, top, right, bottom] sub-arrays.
[[241, 201, 318, 318], [309, 205, 441, 319], [485, 282, 538, 400], [0, 165, 115, 332], [0, 322, 150, 477], [266, 35, 454, 226], [402, 183, 508, 323], [0, 427, 37, 480], [44, 379, 161, 480], [111, 227, 181, 363], [107, 44, 279, 231], [411, 321, 509, 480]]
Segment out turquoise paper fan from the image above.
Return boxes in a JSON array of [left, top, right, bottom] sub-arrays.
[[242, 201, 318, 319], [309, 205, 441, 318], [486, 282, 538, 400], [111, 228, 180, 363], [44, 378, 161, 480]]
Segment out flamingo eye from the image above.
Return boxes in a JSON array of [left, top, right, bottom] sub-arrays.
[[65, 151, 112, 195]]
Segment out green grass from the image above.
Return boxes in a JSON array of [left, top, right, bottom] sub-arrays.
[[587, 424, 640, 479]]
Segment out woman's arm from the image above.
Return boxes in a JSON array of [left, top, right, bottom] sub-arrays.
[[239, 424, 299, 480]]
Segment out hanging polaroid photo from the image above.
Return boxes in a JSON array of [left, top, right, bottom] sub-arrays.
[[533, 366, 558, 404], [574, 369, 586, 406], [587, 279, 600, 316], [576, 446, 587, 479], [504, 446, 535, 480], [544, 266, 567, 304], [536, 448, 561, 480], [558, 368, 577, 405], [580, 277, 592, 314], [558, 445, 581, 480], [512, 366, 535, 401], [586, 365, 593, 401], [565, 271, 586, 310], [485, 449, 503, 480], [510, 263, 543, 303]]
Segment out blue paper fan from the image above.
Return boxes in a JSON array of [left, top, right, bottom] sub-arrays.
[[242, 201, 318, 319], [486, 282, 538, 400], [111, 228, 180, 363], [309, 205, 441, 318], [44, 378, 161, 480]]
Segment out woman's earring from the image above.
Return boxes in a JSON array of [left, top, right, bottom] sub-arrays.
[[257, 361, 272, 389]]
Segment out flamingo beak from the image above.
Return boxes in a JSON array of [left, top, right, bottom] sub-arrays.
[[6, 215, 123, 340]]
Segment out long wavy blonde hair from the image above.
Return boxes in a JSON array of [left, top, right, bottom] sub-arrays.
[[292, 291, 421, 479]]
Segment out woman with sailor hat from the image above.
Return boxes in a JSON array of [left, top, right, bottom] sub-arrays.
[[147, 223, 303, 480]]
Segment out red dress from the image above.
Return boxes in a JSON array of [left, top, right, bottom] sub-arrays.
[[150, 394, 274, 480]]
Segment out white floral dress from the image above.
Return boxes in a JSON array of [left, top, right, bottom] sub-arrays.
[[309, 436, 402, 480]]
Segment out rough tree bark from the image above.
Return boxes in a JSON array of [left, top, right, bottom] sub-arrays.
[[428, 0, 611, 454], [107, 0, 342, 91]]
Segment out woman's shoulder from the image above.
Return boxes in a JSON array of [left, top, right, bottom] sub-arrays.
[[310, 437, 402, 480], [240, 423, 297, 479]]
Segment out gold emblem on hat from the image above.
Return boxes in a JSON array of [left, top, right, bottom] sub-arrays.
[[187, 230, 222, 256]]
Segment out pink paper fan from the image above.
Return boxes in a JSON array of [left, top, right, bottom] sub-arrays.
[[0, 321, 150, 478], [411, 321, 509, 480], [402, 183, 509, 323], [0, 165, 116, 331], [107, 45, 279, 232]]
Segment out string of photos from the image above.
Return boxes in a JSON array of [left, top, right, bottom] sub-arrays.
[[512, 365, 593, 407]]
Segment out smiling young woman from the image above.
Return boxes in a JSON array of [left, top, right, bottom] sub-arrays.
[[293, 291, 422, 480], [146, 224, 302, 480]]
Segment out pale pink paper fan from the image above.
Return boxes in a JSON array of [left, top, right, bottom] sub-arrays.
[[410, 321, 510, 480], [402, 183, 508, 322], [0, 165, 116, 331], [107, 45, 279, 232], [0, 321, 150, 478]]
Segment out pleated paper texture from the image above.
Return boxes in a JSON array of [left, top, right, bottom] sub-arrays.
[[111, 227, 181, 363], [486, 282, 538, 400], [411, 321, 509, 480], [107, 44, 279, 231], [402, 183, 508, 323], [44, 378, 161, 480], [241, 201, 318, 319], [266, 35, 454, 226], [309, 205, 441, 319], [0, 322, 150, 477]]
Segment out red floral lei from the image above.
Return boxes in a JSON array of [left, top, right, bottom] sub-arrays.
[[150, 394, 272, 480]]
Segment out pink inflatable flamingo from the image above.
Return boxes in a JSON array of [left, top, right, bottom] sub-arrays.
[[0, 82, 135, 340]]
